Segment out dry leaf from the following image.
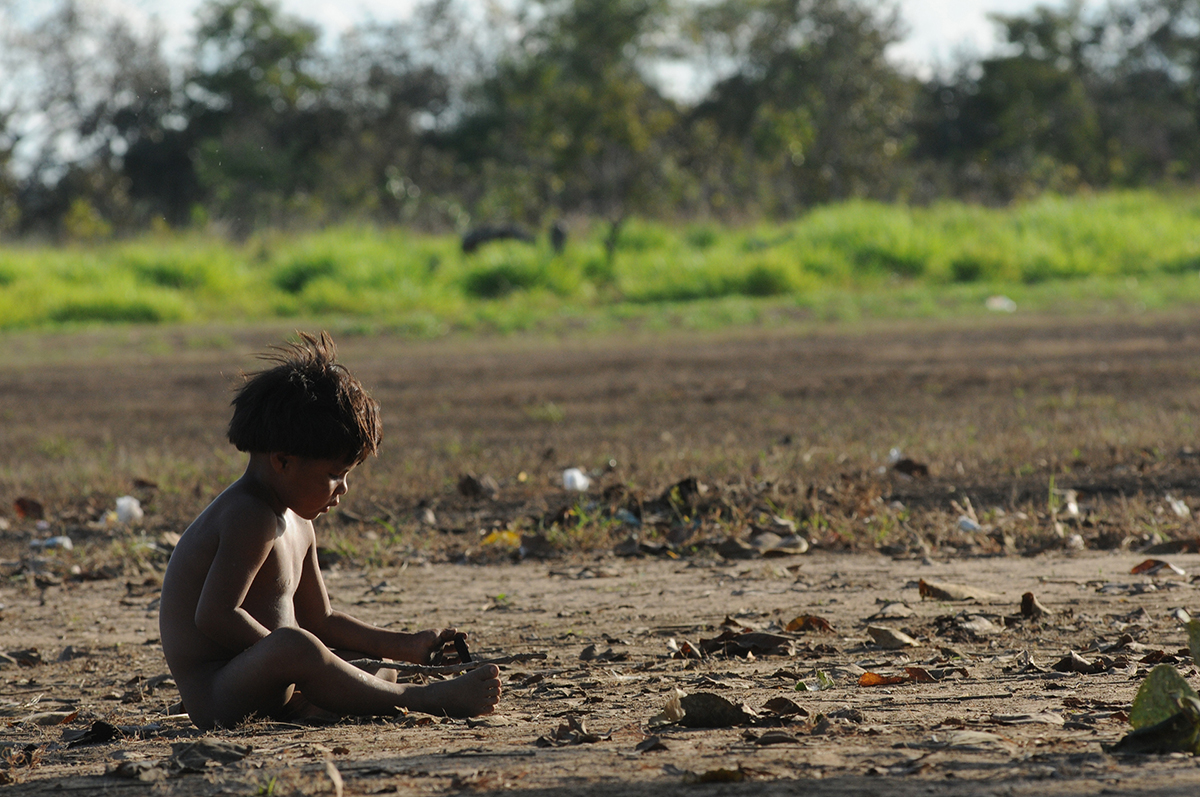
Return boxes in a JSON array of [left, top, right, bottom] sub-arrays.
[[1052, 650, 1105, 675], [1131, 559, 1186, 577], [859, 672, 909, 687], [648, 689, 686, 727], [13, 497, 44, 520], [678, 692, 750, 728], [918, 579, 1001, 602], [904, 667, 938, 683], [866, 625, 917, 649], [1020, 592, 1051, 618], [785, 615, 834, 633], [761, 696, 808, 717], [990, 712, 1065, 726]]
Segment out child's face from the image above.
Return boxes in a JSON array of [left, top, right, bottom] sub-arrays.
[[281, 456, 354, 520]]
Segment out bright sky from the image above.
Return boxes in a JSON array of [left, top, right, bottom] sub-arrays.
[[91, 0, 1103, 75]]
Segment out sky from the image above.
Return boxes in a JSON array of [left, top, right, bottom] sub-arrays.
[[89, 0, 1103, 77]]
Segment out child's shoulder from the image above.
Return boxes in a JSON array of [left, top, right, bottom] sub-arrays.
[[192, 479, 283, 538]]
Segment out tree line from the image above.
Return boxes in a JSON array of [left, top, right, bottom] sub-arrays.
[[1, 0, 1198, 241]]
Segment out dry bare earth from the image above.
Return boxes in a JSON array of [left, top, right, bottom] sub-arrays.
[[4, 315, 1200, 795]]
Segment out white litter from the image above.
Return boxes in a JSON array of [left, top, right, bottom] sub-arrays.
[[985, 295, 1017, 313], [116, 496, 144, 524], [562, 468, 591, 491]]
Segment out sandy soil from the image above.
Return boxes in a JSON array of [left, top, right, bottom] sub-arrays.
[[3, 314, 1200, 795]]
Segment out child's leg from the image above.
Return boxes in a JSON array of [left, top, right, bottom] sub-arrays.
[[198, 627, 500, 729]]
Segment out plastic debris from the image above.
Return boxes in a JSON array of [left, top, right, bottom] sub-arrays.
[[562, 468, 591, 491], [30, 535, 73, 551], [957, 516, 982, 533], [116, 496, 144, 524], [1167, 495, 1191, 518], [985, 295, 1017, 312]]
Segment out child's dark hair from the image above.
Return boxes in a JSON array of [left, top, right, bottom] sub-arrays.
[[228, 331, 381, 463]]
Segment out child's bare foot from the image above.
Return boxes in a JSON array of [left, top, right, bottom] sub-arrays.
[[402, 664, 502, 717]]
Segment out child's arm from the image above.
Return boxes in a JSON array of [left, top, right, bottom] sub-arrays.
[[293, 542, 456, 664], [193, 505, 280, 651]]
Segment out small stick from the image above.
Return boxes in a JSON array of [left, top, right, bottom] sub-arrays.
[[347, 652, 547, 676]]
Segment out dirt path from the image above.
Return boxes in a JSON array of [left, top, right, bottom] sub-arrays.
[[4, 314, 1200, 794], [3, 550, 1200, 794]]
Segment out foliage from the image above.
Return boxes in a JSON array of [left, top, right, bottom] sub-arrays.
[[1, 191, 1200, 332], [4, 0, 1200, 237]]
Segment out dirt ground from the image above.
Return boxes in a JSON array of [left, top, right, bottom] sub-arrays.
[[4, 314, 1200, 795]]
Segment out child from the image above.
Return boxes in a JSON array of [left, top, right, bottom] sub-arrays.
[[158, 332, 501, 729]]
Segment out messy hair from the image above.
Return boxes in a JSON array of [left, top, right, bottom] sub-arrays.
[[228, 331, 381, 463]]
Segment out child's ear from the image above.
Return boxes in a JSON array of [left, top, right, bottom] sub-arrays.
[[270, 452, 290, 473]]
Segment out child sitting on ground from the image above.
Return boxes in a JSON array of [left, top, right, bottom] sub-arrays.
[[159, 332, 501, 729]]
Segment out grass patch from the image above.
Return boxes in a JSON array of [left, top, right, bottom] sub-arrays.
[[2, 190, 1199, 333]]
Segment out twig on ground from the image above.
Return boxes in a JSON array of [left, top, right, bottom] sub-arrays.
[[347, 653, 547, 676]]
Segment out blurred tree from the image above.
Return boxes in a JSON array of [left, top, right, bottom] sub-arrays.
[[184, 0, 335, 234], [318, 0, 475, 228], [687, 0, 916, 214], [914, 2, 1108, 200], [3, 1, 174, 234], [1095, 0, 1200, 182], [447, 0, 685, 249]]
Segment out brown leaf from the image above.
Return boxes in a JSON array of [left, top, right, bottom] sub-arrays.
[[699, 630, 795, 657], [893, 458, 929, 477], [918, 579, 1001, 602], [635, 736, 668, 753], [1020, 592, 1051, 618], [1052, 651, 1105, 675], [904, 666, 938, 683], [761, 696, 809, 717], [1130, 558, 1186, 576], [754, 730, 801, 745], [785, 615, 834, 633], [858, 672, 909, 687], [866, 625, 917, 649], [13, 497, 43, 520], [678, 692, 750, 728]]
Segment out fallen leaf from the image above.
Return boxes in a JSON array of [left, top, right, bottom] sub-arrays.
[[20, 710, 78, 727], [64, 720, 123, 747], [635, 736, 667, 753], [760, 696, 808, 717], [108, 760, 167, 782], [699, 630, 795, 657], [535, 715, 608, 746], [1130, 664, 1200, 730], [324, 760, 344, 797], [868, 602, 915, 620], [753, 730, 801, 745], [866, 625, 917, 649], [665, 638, 703, 659], [1020, 591, 1052, 618], [784, 615, 834, 633], [893, 459, 929, 477], [678, 692, 750, 728], [939, 730, 1013, 751], [1052, 651, 1105, 675], [918, 579, 1001, 602], [648, 689, 686, 727], [13, 497, 44, 520], [169, 739, 251, 772], [859, 672, 908, 687], [693, 767, 746, 783], [991, 712, 1065, 726], [904, 667, 938, 683], [1131, 559, 1186, 577]]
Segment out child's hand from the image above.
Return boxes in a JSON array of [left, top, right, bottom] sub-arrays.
[[408, 628, 458, 665]]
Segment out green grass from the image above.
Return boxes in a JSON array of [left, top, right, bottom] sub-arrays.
[[2, 189, 1200, 335]]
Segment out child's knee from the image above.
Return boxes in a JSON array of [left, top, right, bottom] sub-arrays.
[[264, 626, 329, 666]]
